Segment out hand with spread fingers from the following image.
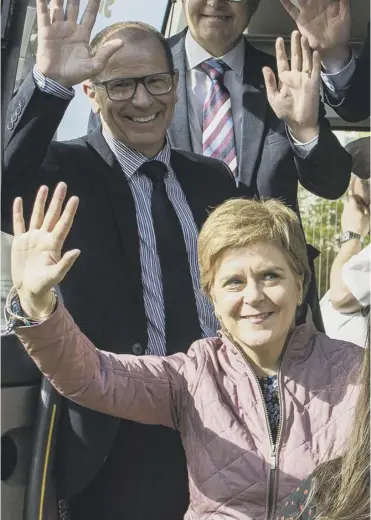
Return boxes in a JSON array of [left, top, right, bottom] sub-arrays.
[[36, 0, 123, 87], [263, 31, 321, 143], [11, 183, 80, 319], [280, 0, 351, 68]]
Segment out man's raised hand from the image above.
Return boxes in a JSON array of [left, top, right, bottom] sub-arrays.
[[36, 0, 123, 87], [280, 0, 351, 68], [263, 31, 321, 143]]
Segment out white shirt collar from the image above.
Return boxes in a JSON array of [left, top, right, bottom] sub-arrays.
[[185, 30, 245, 77], [102, 127, 171, 180]]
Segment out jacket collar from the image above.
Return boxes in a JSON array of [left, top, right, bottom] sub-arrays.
[[218, 307, 318, 373]]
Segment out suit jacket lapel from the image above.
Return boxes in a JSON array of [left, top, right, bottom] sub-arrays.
[[167, 29, 193, 152], [83, 129, 145, 323], [239, 38, 268, 188]]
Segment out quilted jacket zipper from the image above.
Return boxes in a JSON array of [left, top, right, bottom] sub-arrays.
[[232, 341, 288, 520]]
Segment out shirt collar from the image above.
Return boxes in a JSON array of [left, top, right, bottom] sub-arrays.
[[102, 127, 172, 180], [185, 30, 245, 77]]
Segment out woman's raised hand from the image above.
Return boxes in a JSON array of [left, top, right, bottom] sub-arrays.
[[36, 0, 123, 87], [12, 183, 80, 319]]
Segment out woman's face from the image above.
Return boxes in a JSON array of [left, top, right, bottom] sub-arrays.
[[212, 242, 303, 356]]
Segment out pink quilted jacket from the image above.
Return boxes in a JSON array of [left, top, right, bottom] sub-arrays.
[[16, 304, 362, 520]]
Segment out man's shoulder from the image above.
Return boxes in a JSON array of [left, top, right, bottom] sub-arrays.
[[170, 148, 239, 197], [49, 134, 92, 153], [243, 36, 276, 69], [167, 29, 187, 52], [171, 148, 230, 174], [41, 134, 97, 169]]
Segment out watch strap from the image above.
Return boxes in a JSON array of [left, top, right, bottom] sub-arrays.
[[340, 231, 363, 244]]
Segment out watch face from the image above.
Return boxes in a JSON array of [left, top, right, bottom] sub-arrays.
[[342, 231, 351, 242], [340, 231, 361, 243]]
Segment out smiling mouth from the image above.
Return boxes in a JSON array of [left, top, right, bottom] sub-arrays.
[[243, 312, 274, 323], [201, 15, 230, 20], [126, 113, 159, 124]]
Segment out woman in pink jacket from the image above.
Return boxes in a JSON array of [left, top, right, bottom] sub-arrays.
[[8, 183, 363, 520]]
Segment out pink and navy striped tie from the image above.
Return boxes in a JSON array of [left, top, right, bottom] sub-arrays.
[[200, 59, 238, 181]]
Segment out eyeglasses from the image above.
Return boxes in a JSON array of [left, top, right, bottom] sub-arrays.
[[93, 72, 175, 101]]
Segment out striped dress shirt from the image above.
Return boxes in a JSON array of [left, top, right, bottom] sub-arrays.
[[102, 130, 218, 355], [33, 66, 218, 355]]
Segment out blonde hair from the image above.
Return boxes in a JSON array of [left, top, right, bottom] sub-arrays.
[[198, 198, 311, 297], [302, 317, 370, 520]]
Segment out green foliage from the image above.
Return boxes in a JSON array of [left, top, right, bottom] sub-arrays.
[[299, 189, 370, 300]]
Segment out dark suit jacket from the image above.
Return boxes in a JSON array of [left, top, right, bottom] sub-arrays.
[[324, 23, 370, 123], [167, 29, 352, 211], [2, 72, 246, 520]]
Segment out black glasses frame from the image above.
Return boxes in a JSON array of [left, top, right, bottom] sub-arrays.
[[93, 71, 176, 101]]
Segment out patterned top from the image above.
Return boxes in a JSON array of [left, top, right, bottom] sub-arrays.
[[276, 474, 316, 519], [259, 375, 280, 444]]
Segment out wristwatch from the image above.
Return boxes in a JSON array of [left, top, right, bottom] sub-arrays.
[[339, 231, 363, 244]]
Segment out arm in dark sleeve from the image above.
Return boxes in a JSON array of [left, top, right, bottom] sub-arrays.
[[4, 71, 72, 175], [324, 24, 370, 123], [2, 71, 72, 234], [291, 100, 352, 200]]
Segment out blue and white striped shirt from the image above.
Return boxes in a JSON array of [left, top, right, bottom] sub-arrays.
[[33, 66, 218, 355], [102, 130, 218, 355]]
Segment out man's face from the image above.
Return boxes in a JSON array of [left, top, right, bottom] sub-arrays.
[[182, 0, 259, 55], [86, 37, 178, 158]]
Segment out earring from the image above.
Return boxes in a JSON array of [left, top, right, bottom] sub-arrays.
[[298, 297, 303, 306]]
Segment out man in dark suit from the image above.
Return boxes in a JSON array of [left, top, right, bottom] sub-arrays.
[[2, 1, 248, 519], [281, 0, 370, 122]]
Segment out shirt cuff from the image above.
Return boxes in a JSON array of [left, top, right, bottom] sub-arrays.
[[321, 51, 356, 95], [287, 127, 319, 157], [33, 66, 75, 100]]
